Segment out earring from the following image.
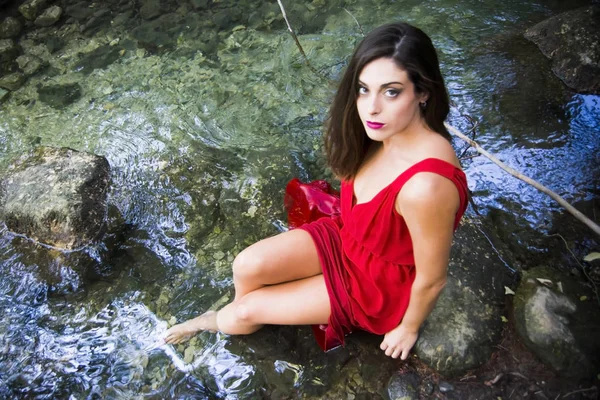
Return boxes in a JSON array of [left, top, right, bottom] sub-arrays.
[[420, 100, 427, 109]]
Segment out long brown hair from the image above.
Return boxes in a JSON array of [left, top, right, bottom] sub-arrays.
[[324, 22, 450, 180]]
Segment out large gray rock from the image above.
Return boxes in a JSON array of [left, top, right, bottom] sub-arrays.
[[34, 5, 63, 27], [387, 372, 420, 400], [525, 5, 600, 94], [513, 266, 600, 379], [0, 147, 111, 250], [0, 17, 23, 39], [19, 0, 48, 20], [414, 220, 514, 376]]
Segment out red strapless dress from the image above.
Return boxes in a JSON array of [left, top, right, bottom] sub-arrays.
[[284, 158, 469, 351]]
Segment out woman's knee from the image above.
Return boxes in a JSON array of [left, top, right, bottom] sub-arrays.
[[232, 246, 267, 282]]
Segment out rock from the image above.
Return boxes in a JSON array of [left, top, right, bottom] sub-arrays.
[[0, 87, 9, 102], [513, 265, 600, 379], [37, 82, 81, 108], [438, 381, 454, 393], [414, 220, 515, 376], [140, 0, 161, 20], [387, 372, 419, 400], [75, 45, 121, 74], [131, 13, 184, 51], [0, 17, 23, 39], [65, 1, 95, 20], [80, 8, 111, 33], [0, 147, 111, 250], [19, 0, 48, 20], [0, 38, 19, 74], [34, 5, 63, 27], [16, 54, 44, 75], [189, 0, 208, 10], [525, 5, 600, 94], [0, 72, 25, 91]]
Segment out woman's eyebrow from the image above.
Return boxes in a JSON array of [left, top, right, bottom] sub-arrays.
[[358, 80, 405, 88]]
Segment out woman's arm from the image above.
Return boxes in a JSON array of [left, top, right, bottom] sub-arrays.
[[380, 172, 460, 359]]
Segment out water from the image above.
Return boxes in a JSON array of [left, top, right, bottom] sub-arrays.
[[0, 0, 598, 398]]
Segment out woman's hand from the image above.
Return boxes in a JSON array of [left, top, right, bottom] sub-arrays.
[[380, 325, 419, 360]]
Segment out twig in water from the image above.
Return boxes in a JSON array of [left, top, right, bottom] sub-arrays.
[[276, 0, 320, 77], [446, 122, 600, 237], [550, 233, 600, 308], [344, 8, 365, 36], [562, 386, 597, 398]]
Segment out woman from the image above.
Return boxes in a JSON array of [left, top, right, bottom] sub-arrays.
[[165, 22, 468, 360]]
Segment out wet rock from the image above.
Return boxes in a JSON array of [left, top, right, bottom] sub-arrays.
[[37, 82, 81, 108], [131, 13, 183, 51], [189, 0, 208, 11], [80, 8, 112, 33], [414, 220, 515, 376], [525, 5, 600, 94], [65, 1, 95, 20], [0, 72, 25, 90], [75, 45, 121, 74], [513, 265, 600, 379], [0, 147, 111, 250], [387, 372, 419, 400], [19, 0, 48, 20], [438, 381, 454, 393], [34, 5, 63, 27], [0, 17, 22, 39], [16, 54, 44, 76], [140, 0, 161, 20], [0, 87, 9, 102], [0, 39, 19, 74]]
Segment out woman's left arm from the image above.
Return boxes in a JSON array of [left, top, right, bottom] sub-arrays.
[[380, 173, 460, 359]]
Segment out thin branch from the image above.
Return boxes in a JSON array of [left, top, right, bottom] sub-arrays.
[[550, 233, 600, 308], [276, 0, 320, 77], [344, 8, 365, 36], [562, 386, 597, 398], [446, 123, 600, 237]]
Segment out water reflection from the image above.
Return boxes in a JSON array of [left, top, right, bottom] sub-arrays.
[[0, 0, 598, 398]]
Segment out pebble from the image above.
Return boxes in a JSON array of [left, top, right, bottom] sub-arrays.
[[439, 381, 454, 393]]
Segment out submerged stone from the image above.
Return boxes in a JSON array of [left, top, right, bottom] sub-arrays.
[[513, 265, 600, 379], [75, 45, 122, 74], [19, 0, 48, 20], [525, 5, 600, 94], [0, 72, 25, 91], [0, 87, 9, 102], [37, 82, 81, 108], [140, 0, 161, 20], [0, 38, 19, 74], [17, 54, 45, 76], [34, 5, 63, 27], [0, 17, 22, 39], [0, 146, 111, 250]]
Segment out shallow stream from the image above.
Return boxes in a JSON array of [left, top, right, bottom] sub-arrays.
[[0, 0, 598, 398]]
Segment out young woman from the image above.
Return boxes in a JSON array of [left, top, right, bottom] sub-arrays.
[[164, 22, 468, 360]]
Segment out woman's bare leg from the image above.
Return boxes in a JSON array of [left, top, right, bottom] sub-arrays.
[[231, 228, 322, 300], [164, 228, 324, 344], [217, 274, 330, 335]]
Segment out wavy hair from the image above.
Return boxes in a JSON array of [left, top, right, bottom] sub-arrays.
[[324, 22, 450, 180]]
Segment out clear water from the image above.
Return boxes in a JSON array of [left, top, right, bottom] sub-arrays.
[[0, 0, 598, 398]]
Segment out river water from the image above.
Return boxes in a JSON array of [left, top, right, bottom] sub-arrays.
[[0, 0, 598, 398]]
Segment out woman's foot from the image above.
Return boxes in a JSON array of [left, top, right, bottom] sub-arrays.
[[163, 311, 218, 344]]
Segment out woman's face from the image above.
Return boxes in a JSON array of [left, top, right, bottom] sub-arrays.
[[356, 57, 427, 142]]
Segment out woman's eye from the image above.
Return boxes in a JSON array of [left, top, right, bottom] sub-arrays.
[[385, 89, 400, 98], [358, 86, 368, 95]]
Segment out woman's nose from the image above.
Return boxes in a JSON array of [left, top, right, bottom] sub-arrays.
[[367, 95, 380, 115]]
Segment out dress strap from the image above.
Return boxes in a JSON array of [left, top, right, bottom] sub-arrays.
[[389, 158, 469, 227]]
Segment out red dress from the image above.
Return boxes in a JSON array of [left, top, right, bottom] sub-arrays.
[[286, 158, 469, 351]]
